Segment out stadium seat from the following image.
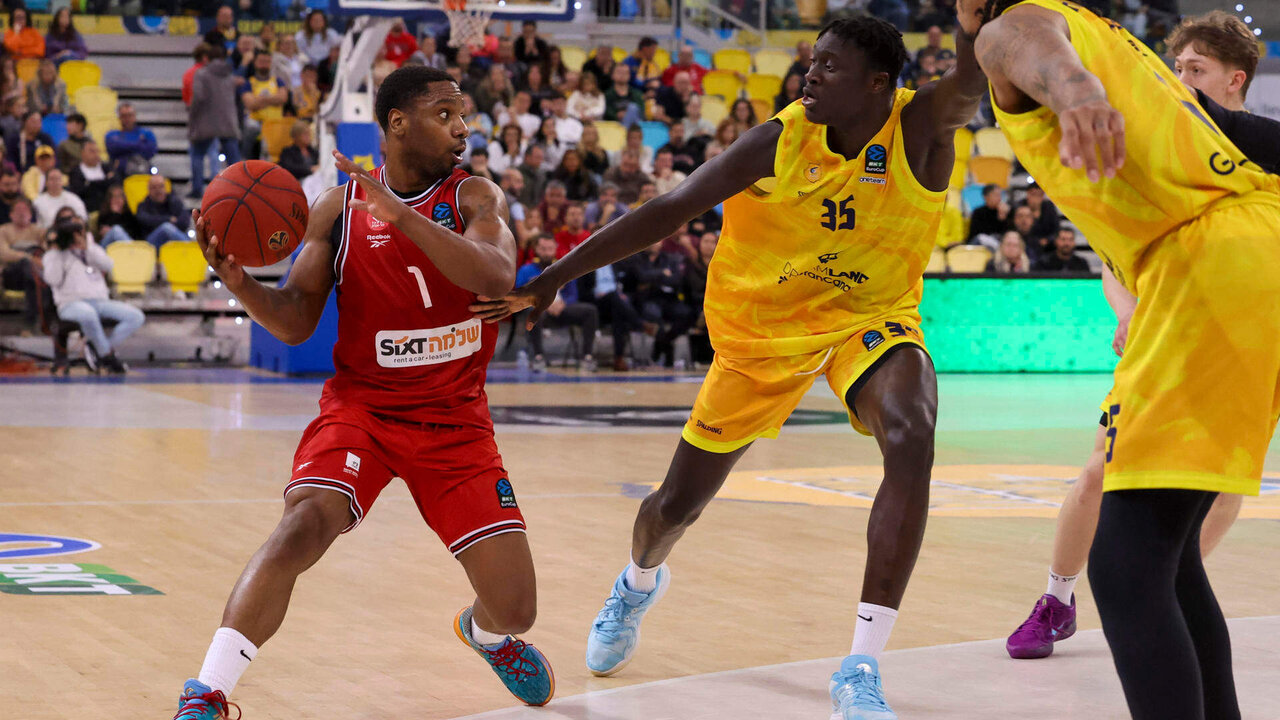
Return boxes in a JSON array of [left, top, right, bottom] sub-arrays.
[[960, 183, 987, 213], [85, 113, 120, 145], [745, 73, 782, 103], [693, 48, 712, 69], [74, 86, 119, 118], [925, 246, 947, 273], [42, 114, 67, 147], [594, 120, 626, 152], [159, 240, 209, 295], [946, 245, 992, 273], [712, 48, 751, 75], [58, 60, 102, 98], [260, 117, 296, 163], [611, 47, 628, 63], [105, 241, 156, 295], [124, 174, 169, 213], [974, 127, 1015, 161], [16, 58, 40, 83], [749, 98, 773, 122], [701, 95, 728, 126], [969, 155, 1013, 187], [653, 47, 671, 71], [702, 70, 744, 101], [639, 120, 668, 152], [753, 48, 793, 77], [560, 45, 587, 72]]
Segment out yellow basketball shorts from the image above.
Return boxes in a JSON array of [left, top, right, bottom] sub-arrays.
[[682, 315, 928, 453], [1104, 202, 1280, 496]]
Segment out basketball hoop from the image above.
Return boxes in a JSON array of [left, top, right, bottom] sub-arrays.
[[443, 0, 494, 50]]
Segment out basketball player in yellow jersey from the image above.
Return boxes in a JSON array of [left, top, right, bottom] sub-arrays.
[[961, 1, 1280, 718], [473, 16, 988, 719]]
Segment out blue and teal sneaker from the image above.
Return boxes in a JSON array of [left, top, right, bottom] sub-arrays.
[[173, 679, 239, 720], [585, 565, 671, 677], [829, 655, 897, 720], [453, 606, 554, 706]]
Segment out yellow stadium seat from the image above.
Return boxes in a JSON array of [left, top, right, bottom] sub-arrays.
[[925, 246, 947, 273], [749, 98, 772, 123], [753, 48, 793, 77], [949, 158, 969, 192], [946, 245, 993, 273], [593, 120, 626, 152], [260, 117, 297, 163], [700, 95, 728, 126], [712, 48, 751, 75], [745, 73, 782, 102], [974, 127, 1015, 161], [124, 174, 170, 213], [611, 47, 628, 63], [969, 155, 1012, 187], [16, 58, 40, 83], [105, 240, 156, 294], [559, 45, 587, 72], [58, 59, 101, 97], [702, 69, 743, 101], [74, 86, 118, 118], [159, 240, 209, 294], [653, 46, 671, 71], [85, 113, 120, 145]]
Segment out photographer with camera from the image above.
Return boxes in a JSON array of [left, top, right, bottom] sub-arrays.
[[41, 217, 143, 373]]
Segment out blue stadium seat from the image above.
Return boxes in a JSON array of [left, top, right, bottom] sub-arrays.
[[639, 121, 669, 152], [693, 48, 712, 68], [961, 183, 987, 214], [42, 114, 67, 147]]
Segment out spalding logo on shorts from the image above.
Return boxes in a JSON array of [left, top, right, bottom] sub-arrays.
[[433, 202, 457, 230], [267, 230, 289, 252]]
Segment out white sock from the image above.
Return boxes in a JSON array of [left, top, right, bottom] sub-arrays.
[[1047, 569, 1078, 605], [624, 557, 660, 593], [849, 603, 898, 660], [471, 617, 508, 648], [197, 627, 258, 696]]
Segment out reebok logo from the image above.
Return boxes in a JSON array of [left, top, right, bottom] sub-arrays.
[[295, 461, 313, 472], [368, 234, 391, 248]]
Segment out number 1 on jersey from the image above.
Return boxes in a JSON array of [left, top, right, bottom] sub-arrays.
[[407, 266, 433, 309]]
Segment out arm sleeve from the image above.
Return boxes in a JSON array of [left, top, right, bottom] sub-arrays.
[[1196, 89, 1280, 175], [42, 249, 65, 286], [88, 240, 113, 272]]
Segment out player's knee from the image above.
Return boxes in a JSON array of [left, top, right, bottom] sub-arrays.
[[651, 489, 704, 530], [267, 498, 345, 564], [878, 402, 937, 456], [489, 597, 537, 634]]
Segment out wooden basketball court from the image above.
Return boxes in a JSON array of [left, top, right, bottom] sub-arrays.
[[2, 369, 1277, 719]]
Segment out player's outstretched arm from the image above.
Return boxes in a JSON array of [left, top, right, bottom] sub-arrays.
[[193, 185, 340, 346], [974, 4, 1124, 182], [470, 119, 781, 327], [917, 28, 988, 134], [334, 150, 516, 298]]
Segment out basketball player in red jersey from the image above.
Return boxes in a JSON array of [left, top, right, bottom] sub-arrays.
[[169, 65, 554, 720]]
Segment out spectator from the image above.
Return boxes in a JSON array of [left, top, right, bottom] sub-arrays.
[[612, 124, 654, 174], [491, 36, 520, 73], [4, 7, 45, 60], [488, 124, 526, 176], [547, 93, 583, 146], [729, 98, 758, 134], [517, 233, 599, 372], [318, 44, 342, 94], [1, 59, 25, 109], [496, 91, 541, 141], [684, 230, 718, 365], [585, 181, 628, 230], [661, 45, 708, 92], [33, 168, 86, 223], [631, 179, 658, 209], [231, 34, 260, 78], [453, 47, 484, 94], [0, 196, 46, 332], [775, 73, 804, 113], [513, 20, 549, 65], [542, 47, 570, 89], [104, 103, 158, 177], [624, 37, 662, 90], [296, 10, 342, 66], [56, 113, 89, 174], [603, 63, 644, 127], [0, 170, 21, 224], [499, 168, 531, 261], [908, 48, 944, 89], [917, 25, 944, 63], [94, 185, 142, 248], [408, 34, 446, 70], [278, 120, 318, 181], [1021, 181, 1061, 248], [653, 70, 695, 123], [869, 0, 911, 31], [10, 111, 53, 172], [272, 34, 306, 89], [567, 72, 606, 123], [533, 117, 567, 171], [460, 93, 492, 154], [0, 144, 16, 178], [135, 175, 191, 248], [241, 50, 288, 160], [652, 148, 686, 196], [623, 240, 692, 367], [577, 123, 610, 176], [603, 148, 653, 205], [553, 203, 590, 257], [787, 40, 814, 80], [205, 5, 238, 53], [591, 256, 648, 371], [67, 140, 111, 211], [21, 145, 55, 199], [292, 64, 322, 121], [966, 184, 1009, 244], [936, 49, 957, 74], [189, 44, 243, 198], [383, 20, 417, 68], [551, 149, 597, 202], [533, 179, 569, 234], [582, 43, 618, 91], [26, 60, 70, 117], [257, 21, 277, 52], [915, 2, 958, 31], [462, 146, 496, 183], [474, 64, 514, 118], [42, 217, 143, 373], [1010, 204, 1042, 258], [45, 8, 88, 65], [658, 122, 701, 175], [679, 95, 713, 140], [704, 118, 740, 160], [516, 144, 547, 207], [183, 43, 213, 107], [1035, 226, 1091, 272], [520, 64, 555, 115]]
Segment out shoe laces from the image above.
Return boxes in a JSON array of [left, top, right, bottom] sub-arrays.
[[593, 596, 630, 633], [833, 667, 890, 712], [1013, 598, 1055, 638], [484, 638, 541, 682], [174, 690, 241, 720]]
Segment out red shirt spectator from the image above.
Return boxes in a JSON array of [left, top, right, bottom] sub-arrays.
[[384, 22, 418, 67], [182, 44, 213, 106], [553, 205, 589, 258], [660, 46, 707, 92]]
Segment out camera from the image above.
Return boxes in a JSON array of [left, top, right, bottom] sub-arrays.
[[51, 218, 84, 250]]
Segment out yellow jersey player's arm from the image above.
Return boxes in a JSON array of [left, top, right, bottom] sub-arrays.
[[974, 4, 1125, 182], [1101, 264, 1137, 356], [901, 28, 988, 191]]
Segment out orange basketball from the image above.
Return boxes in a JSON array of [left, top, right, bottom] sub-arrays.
[[200, 160, 308, 267]]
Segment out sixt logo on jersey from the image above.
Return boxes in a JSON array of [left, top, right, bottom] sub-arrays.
[[865, 144, 887, 175], [432, 202, 457, 230], [376, 318, 483, 368]]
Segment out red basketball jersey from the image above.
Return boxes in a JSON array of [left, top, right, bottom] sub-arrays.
[[321, 166, 498, 428]]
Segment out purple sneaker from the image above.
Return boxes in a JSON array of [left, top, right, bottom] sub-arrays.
[[1006, 593, 1076, 659]]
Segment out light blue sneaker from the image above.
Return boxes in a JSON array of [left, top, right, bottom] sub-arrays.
[[172, 679, 239, 720], [829, 655, 897, 720], [585, 564, 671, 677], [454, 606, 555, 706]]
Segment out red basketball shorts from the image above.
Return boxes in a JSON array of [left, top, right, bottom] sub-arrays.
[[285, 407, 525, 556]]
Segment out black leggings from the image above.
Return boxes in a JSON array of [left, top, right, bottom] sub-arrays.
[[1088, 489, 1239, 720]]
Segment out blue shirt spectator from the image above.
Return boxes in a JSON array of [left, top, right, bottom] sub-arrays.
[[104, 103, 158, 176]]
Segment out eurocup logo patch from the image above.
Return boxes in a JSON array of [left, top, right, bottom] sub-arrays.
[[496, 478, 518, 509], [267, 230, 289, 252], [433, 202, 457, 230], [865, 144, 887, 175], [863, 330, 885, 351]]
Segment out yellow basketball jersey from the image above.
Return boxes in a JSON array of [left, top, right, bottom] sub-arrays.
[[991, 0, 1280, 290], [705, 90, 945, 358]]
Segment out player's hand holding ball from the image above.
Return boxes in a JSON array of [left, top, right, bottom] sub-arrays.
[[193, 209, 246, 292], [333, 150, 409, 227]]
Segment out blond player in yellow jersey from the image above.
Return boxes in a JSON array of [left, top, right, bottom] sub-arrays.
[[961, 1, 1280, 718], [473, 16, 987, 719]]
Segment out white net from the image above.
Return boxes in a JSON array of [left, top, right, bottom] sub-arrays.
[[444, 3, 495, 49]]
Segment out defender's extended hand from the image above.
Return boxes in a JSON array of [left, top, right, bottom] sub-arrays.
[[469, 272, 559, 329], [192, 209, 245, 290], [1057, 99, 1125, 183], [333, 150, 410, 226]]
